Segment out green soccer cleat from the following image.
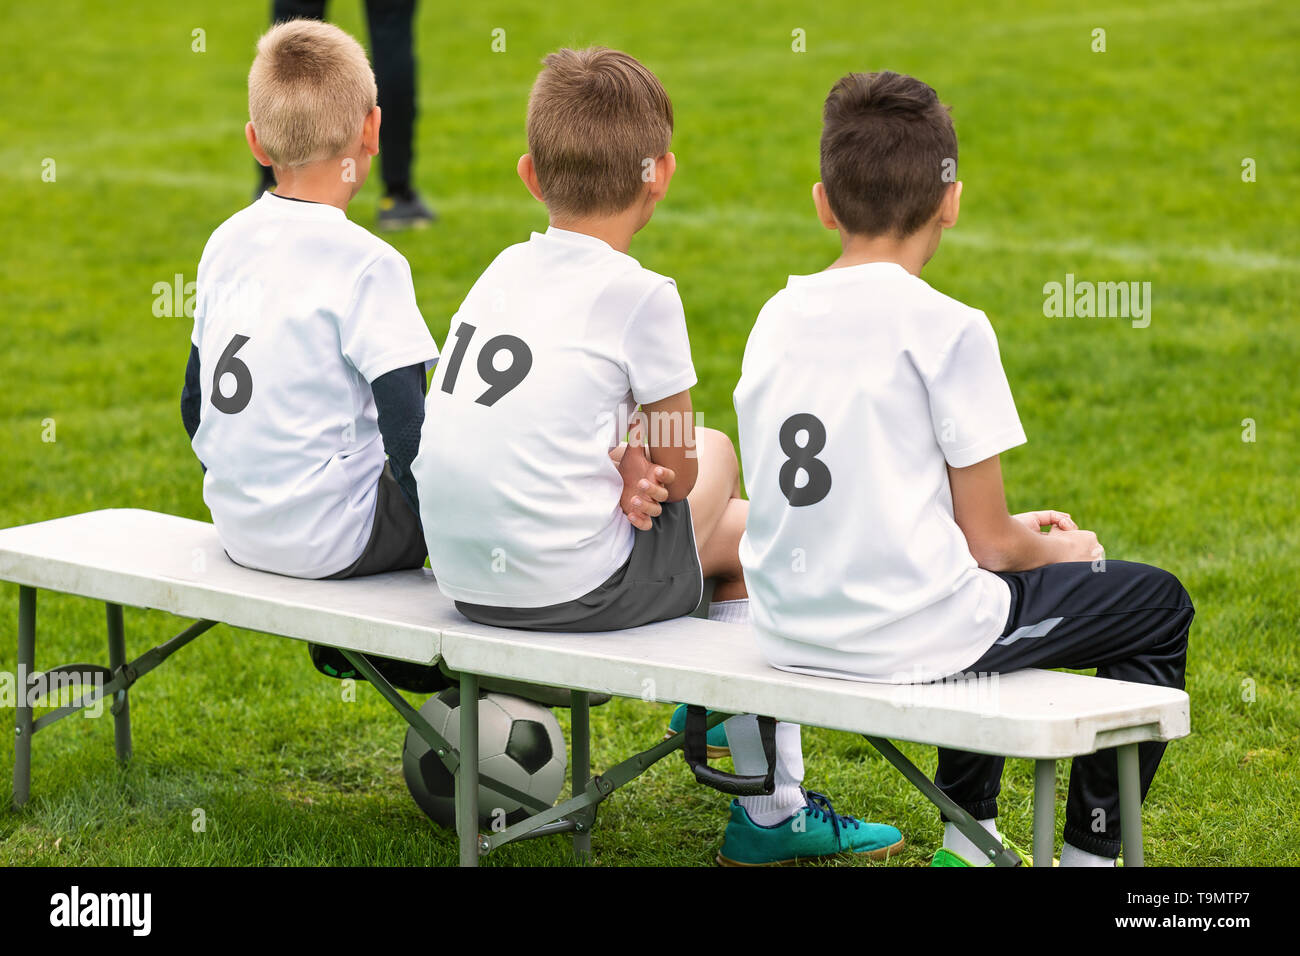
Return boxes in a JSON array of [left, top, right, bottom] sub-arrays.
[[716, 789, 904, 866], [928, 836, 1054, 867], [930, 853, 977, 868], [663, 703, 729, 758]]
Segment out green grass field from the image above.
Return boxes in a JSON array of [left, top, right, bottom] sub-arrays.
[[1, 0, 1296, 866]]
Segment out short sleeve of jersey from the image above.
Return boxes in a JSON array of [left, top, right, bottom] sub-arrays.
[[621, 280, 697, 406], [927, 311, 1027, 468], [340, 252, 440, 383]]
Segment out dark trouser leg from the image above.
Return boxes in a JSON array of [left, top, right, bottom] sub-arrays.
[[935, 560, 1193, 857], [273, 0, 327, 23], [365, 0, 418, 196], [257, 163, 276, 192]]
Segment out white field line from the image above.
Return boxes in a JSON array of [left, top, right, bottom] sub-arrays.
[[664, 0, 1282, 74], [9, 168, 1293, 272], [974, 0, 1277, 37]]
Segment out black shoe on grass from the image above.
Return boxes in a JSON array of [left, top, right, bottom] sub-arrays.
[[377, 190, 437, 230], [308, 642, 450, 694]]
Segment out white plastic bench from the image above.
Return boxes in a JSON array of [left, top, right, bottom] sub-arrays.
[[0, 509, 1190, 867]]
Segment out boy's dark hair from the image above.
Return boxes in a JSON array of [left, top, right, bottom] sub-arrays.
[[527, 47, 674, 219], [819, 71, 957, 238]]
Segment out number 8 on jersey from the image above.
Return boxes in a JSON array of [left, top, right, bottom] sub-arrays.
[[778, 413, 831, 507]]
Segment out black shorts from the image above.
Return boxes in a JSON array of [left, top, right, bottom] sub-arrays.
[[455, 500, 704, 632], [325, 462, 427, 579]]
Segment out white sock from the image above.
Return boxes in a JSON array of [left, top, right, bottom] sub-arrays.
[[943, 818, 1001, 865], [725, 715, 804, 825], [1060, 842, 1118, 867], [707, 599, 749, 624]]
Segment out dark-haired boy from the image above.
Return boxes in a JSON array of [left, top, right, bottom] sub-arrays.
[[413, 48, 904, 865], [734, 71, 1193, 866]]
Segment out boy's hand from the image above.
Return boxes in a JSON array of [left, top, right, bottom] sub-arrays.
[[617, 434, 675, 531], [1013, 510, 1077, 533], [1051, 528, 1103, 563], [1013, 511, 1102, 562]]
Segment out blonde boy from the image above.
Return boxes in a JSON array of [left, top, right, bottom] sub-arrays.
[[181, 20, 440, 687]]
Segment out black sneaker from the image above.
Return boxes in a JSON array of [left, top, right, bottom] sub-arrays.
[[308, 642, 450, 694], [377, 191, 437, 231]]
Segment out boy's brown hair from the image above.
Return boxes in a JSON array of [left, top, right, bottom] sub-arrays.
[[526, 47, 673, 218], [248, 19, 378, 168], [819, 71, 957, 238]]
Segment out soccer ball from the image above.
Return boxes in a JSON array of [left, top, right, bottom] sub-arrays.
[[402, 688, 567, 830]]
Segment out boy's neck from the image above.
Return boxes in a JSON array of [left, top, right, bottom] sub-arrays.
[[266, 162, 358, 212], [829, 226, 940, 277], [548, 206, 645, 255]]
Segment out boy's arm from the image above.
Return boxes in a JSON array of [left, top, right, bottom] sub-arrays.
[[639, 389, 698, 502], [619, 280, 697, 505], [948, 455, 1101, 571], [180, 344, 206, 473], [370, 362, 427, 514], [615, 429, 676, 531]]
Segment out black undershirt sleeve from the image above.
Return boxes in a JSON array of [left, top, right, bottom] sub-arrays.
[[181, 343, 206, 473], [184, 347, 426, 501], [371, 362, 428, 514]]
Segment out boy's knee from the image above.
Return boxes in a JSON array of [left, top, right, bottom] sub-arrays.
[[1145, 565, 1194, 615], [1130, 564, 1193, 659], [695, 426, 738, 474]]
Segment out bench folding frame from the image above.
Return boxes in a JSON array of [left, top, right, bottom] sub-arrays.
[[11, 584, 1147, 868]]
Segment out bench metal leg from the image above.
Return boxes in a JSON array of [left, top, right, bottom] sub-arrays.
[[13, 586, 35, 808], [456, 672, 480, 867], [105, 603, 132, 763], [570, 690, 591, 860], [1117, 743, 1144, 867], [864, 736, 1021, 866], [1033, 759, 1055, 867], [481, 710, 728, 855]]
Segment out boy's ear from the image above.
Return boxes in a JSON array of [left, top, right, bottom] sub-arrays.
[[517, 153, 545, 203], [361, 105, 382, 156], [812, 182, 838, 230], [245, 122, 272, 167], [939, 180, 962, 229], [647, 151, 676, 202]]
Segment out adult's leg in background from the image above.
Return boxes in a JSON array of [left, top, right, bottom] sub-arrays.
[[256, 1, 331, 193], [365, 0, 418, 197]]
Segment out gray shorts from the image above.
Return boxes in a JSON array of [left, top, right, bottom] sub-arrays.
[[325, 463, 427, 579], [455, 500, 704, 632]]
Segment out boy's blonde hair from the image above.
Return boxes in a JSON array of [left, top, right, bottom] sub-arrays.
[[526, 47, 673, 219], [248, 19, 378, 168]]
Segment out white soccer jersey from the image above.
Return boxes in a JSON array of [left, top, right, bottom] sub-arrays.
[[413, 227, 697, 607], [190, 193, 439, 578], [734, 261, 1026, 683]]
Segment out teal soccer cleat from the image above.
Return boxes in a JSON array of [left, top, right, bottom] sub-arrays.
[[663, 703, 730, 758], [717, 789, 904, 866]]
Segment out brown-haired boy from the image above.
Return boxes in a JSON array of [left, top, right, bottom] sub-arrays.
[[734, 71, 1193, 865], [412, 48, 903, 865]]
